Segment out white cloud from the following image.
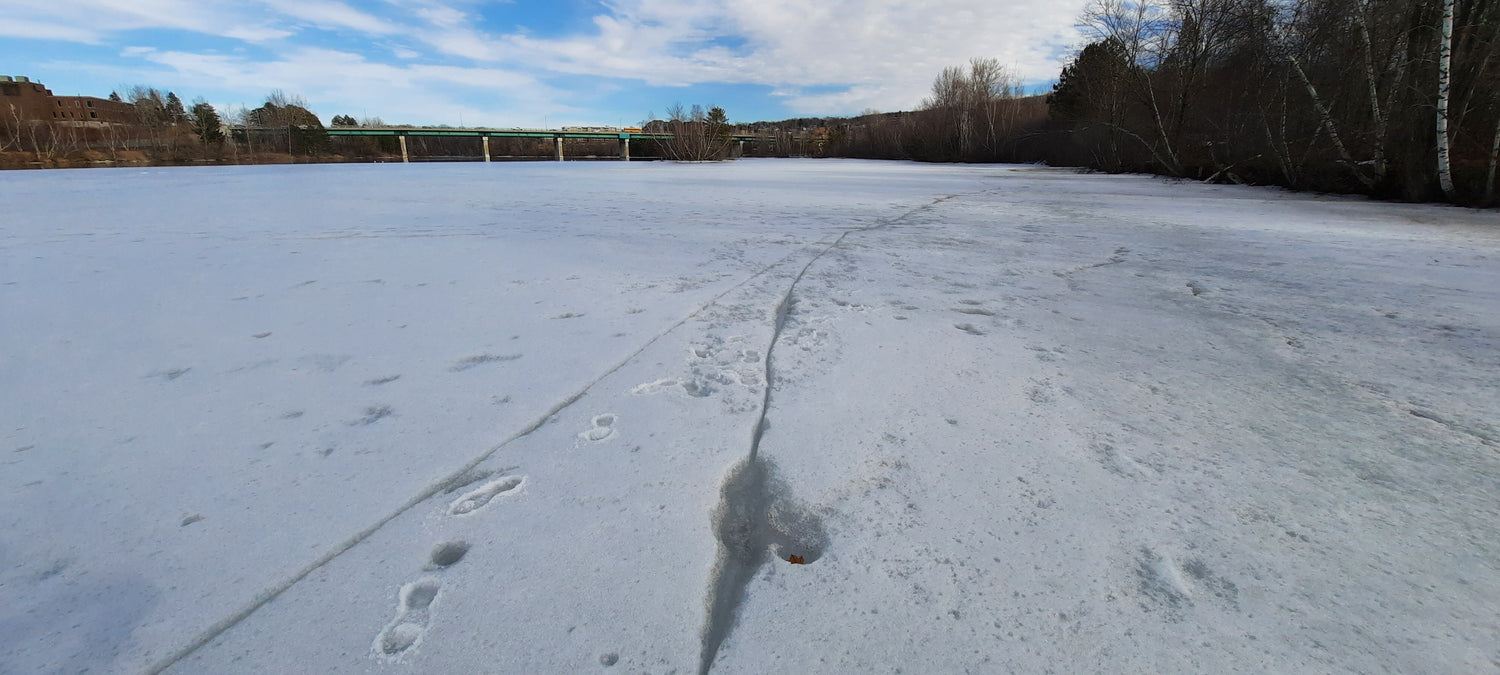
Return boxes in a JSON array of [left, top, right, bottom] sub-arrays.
[[3, 0, 291, 44], [221, 25, 297, 43], [259, 0, 401, 35], [414, 5, 466, 29], [0, 18, 102, 44]]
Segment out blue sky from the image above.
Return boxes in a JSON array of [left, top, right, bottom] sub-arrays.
[[1, 0, 1087, 127]]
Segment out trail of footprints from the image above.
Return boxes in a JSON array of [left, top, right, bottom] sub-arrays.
[[373, 408, 621, 661], [370, 392, 628, 661], [373, 472, 526, 660]]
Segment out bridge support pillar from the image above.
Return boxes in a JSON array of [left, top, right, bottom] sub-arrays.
[[620, 138, 630, 161], [736, 139, 744, 158], [555, 136, 564, 161], [398, 135, 408, 163], [482, 136, 490, 162]]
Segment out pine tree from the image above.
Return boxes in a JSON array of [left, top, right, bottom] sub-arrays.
[[108, 91, 122, 102], [190, 100, 224, 146], [707, 107, 730, 144], [165, 92, 186, 125]]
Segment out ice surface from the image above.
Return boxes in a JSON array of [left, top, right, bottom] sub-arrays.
[[1, 160, 1497, 673]]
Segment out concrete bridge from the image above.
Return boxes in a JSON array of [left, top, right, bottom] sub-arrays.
[[322, 126, 774, 162]]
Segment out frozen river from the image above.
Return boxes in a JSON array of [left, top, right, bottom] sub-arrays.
[[2, 159, 1498, 673]]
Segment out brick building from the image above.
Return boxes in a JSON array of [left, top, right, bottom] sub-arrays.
[[1, 76, 136, 125]]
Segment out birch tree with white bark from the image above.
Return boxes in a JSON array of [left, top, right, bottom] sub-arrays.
[[1437, 0, 1457, 198]]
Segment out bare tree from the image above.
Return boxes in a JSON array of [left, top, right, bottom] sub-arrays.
[[1355, 0, 1410, 184], [920, 58, 1024, 160], [661, 103, 733, 161], [1, 103, 21, 153], [127, 86, 169, 152]]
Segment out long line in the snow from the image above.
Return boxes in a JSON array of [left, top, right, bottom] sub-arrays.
[[699, 192, 967, 675], [748, 192, 963, 460], [144, 246, 827, 675]]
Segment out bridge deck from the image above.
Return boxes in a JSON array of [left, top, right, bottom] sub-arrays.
[[319, 127, 770, 142]]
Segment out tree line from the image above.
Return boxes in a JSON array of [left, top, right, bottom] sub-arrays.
[[0, 86, 338, 167], [1048, 0, 1499, 204], [735, 60, 1049, 164], [1, 86, 227, 165], [777, 0, 1497, 205], [114, 87, 225, 153]]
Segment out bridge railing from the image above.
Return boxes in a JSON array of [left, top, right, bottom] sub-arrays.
[[289, 126, 774, 162]]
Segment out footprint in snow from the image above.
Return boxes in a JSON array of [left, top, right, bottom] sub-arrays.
[[631, 378, 679, 395], [351, 405, 394, 426], [447, 476, 524, 516], [149, 367, 192, 381], [954, 323, 985, 336], [374, 578, 442, 660], [579, 414, 618, 442], [428, 541, 469, 569], [450, 354, 522, 372]]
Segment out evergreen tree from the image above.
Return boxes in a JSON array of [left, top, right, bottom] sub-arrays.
[[190, 99, 224, 146], [108, 91, 122, 102], [1049, 39, 1129, 124], [165, 92, 186, 125], [707, 106, 731, 144]]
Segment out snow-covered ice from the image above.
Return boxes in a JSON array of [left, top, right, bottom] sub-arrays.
[[2, 160, 1498, 673]]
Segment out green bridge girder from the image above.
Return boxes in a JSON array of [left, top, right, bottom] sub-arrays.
[[319, 126, 772, 142]]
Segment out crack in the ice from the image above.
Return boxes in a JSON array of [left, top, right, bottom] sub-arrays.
[[697, 192, 971, 674]]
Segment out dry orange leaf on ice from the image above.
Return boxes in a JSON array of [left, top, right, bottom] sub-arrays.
[[787, 555, 806, 564]]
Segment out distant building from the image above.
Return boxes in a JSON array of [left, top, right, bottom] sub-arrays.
[[1, 76, 136, 125]]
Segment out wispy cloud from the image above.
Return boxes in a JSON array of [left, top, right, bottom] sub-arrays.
[[259, 0, 401, 35], [5, 0, 293, 43], [0, 18, 102, 44]]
